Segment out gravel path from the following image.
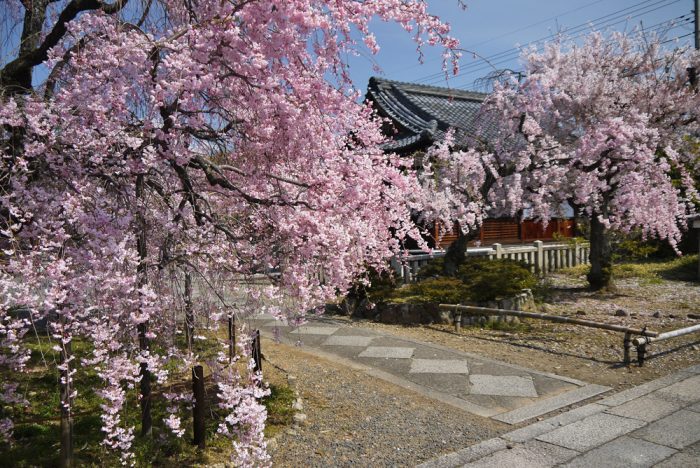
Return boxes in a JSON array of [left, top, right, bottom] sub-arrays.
[[259, 272, 698, 466], [263, 341, 506, 467], [332, 274, 700, 389]]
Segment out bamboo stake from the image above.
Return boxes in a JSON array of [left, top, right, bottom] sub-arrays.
[[440, 304, 659, 337], [632, 323, 700, 347]]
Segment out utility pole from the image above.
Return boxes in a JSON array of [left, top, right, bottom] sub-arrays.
[[695, 0, 700, 50]]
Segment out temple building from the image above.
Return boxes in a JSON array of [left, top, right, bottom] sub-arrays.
[[365, 77, 575, 248]]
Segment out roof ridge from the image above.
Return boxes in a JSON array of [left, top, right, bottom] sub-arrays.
[[369, 76, 488, 100]]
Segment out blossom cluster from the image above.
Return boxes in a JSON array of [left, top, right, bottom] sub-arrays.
[[0, 0, 460, 464]]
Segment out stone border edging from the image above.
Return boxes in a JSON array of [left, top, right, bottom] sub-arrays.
[[417, 364, 700, 468]]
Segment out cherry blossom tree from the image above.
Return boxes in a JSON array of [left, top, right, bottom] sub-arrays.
[[437, 32, 699, 288], [0, 0, 461, 464]]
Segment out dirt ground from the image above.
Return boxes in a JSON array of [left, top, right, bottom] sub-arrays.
[[337, 271, 700, 390], [259, 271, 699, 466]]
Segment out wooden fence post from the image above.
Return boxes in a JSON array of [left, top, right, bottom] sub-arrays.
[[534, 241, 544, 275], [228, 313, 236, 361], [252, 330, 262, 375], [494, 243, 503, 259], [192, 365, 206, 449]]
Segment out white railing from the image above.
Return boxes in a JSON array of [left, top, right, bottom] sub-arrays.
[[393, 240, 590, 283]]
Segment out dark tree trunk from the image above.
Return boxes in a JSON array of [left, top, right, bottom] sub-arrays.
[[228, 314, 235, 361], [59, 331, 73, 468], [136, 175, 152, 436], [442, 231, 476, 276], [191, 365, 206, 449], [184, 270, 194, 352], [586, 214, 613, 290]]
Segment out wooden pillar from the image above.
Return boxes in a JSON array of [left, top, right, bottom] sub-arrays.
[[252, 330, 262, 375], [192, 365, 206, 449], [228, 314, 236, 361]]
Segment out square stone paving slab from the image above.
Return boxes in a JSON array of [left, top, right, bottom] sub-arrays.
[[605, 395, 681, 422], [654, 451, 700, 468], [289, 326, 339, 335], [464, 440, 578, 468], [652, 375, 700, 404], [409, 359, 469, 374], [561, 436, 676, 468], [536, 413, 645, 451], [357, 346, 414, 359], [322, 335, 374, 347], [631, 409, 700, 449], [470, 375, 539, 398]]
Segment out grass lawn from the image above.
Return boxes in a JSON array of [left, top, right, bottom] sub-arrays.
[[0, 334, 295, 467], [559, 254, 699, 285]]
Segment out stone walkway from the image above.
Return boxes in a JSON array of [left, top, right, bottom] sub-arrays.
[[248, 314, 610, 424], [419, 365, 700, 467]]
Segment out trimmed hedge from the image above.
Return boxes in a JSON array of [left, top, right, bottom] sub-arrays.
[[380, 257, 537, 305]]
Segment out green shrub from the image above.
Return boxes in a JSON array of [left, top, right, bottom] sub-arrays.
[[390, 277, 471, 304], [457, 258, 537, 303], [416, 257, 445, 280]]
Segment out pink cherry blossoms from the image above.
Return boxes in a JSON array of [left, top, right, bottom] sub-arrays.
[[0, 0, 460, 464], [477, 31, 700, 287]]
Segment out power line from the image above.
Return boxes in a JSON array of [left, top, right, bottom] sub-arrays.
[[383, 0, 611, 76], [419, 0, 682, 86], [412, 0, 682, 86], [451, 13, 692, 90]]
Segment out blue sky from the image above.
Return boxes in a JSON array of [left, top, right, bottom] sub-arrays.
[[347, 0, 694, 93]]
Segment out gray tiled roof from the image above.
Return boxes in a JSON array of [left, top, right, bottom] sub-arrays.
[[365, 77, 495, 152]]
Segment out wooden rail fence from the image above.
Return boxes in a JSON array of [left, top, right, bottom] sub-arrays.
[[393, 240, 590, 283]]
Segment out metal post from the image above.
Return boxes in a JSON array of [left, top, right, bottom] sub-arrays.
[[623, 331, 632, 366]]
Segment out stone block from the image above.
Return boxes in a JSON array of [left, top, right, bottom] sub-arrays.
[[606, 395, 681, 422], [652, 375, 700, 404], [322, 335, 374, 347], [417, 438, 507, 468], [561, 436, 676, 468], [469, 374, 538, 397], [409, 359, 469, 374], [357, 346, 414, 359], [654, 452, 700, 468], [536, 413, 645, 451], [289, 326, 339, 335], [599, 371, 691, 407], [465, 440, 578, 468], [493, 384, 610, 425], [631, 410, 700, 449]]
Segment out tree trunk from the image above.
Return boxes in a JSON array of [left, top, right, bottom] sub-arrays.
[[442, 230, 475, 276], [228, 314, 235, 361], [586, 215, 613, 290], [191, 365, 206, 449], [184, 270, 194, 352], [59, 333, 73, 468], [136, 174, 152, 436]]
